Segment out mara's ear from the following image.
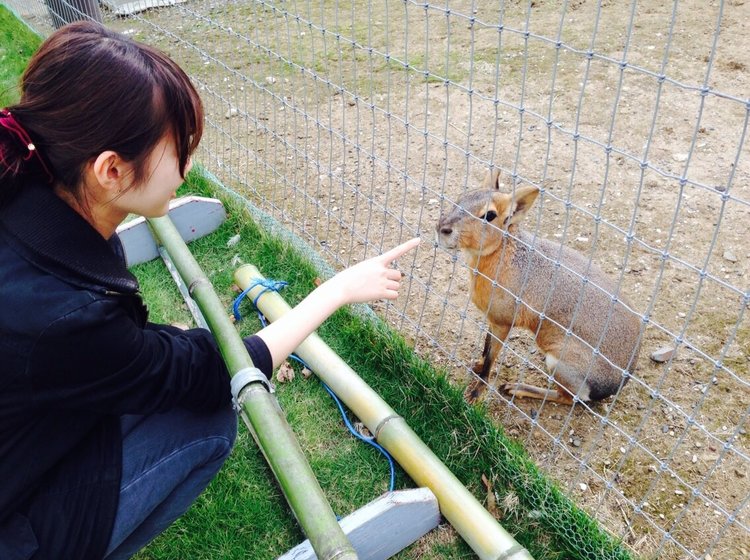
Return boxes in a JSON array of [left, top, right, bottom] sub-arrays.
[[481, 168, 502, 190], [502, 185, 539, 227]]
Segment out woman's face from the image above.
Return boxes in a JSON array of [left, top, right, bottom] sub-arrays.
[[115, 134, 192, 218]]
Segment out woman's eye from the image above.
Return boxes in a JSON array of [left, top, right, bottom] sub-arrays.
[[481, 210, 497, 222]]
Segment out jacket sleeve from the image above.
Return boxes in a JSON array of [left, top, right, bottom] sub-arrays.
[[146, 323, 273, 380], [145, 322, 273, 379], [28, 297, 233, 415]]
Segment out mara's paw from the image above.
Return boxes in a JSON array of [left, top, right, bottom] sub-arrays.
[[465, 379, 487, 404], [471, 360, 486, 376]]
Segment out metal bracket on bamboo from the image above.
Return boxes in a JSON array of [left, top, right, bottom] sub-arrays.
[[374, 414, 403, 439], [187, 277, 213, 296], [231, 366, 274, 412]]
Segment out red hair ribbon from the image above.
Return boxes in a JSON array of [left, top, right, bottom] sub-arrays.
[[0, 109, 54, 183]]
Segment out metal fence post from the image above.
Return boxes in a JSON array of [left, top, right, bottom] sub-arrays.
[[43, 0, 102, 28]]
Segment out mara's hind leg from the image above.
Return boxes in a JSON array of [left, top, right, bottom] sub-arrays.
[[500, 353, 582, 406], [505, 342, 623, 406], [501, 347, 594, 406], [466, 322, 510, 404], [501, 382, 574, 405]]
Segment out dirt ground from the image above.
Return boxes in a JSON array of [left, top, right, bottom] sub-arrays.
[[21, 0, 746, 557]]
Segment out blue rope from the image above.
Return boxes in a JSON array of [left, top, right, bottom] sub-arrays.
[[232, 280, 397, 492], [232, 279, 288, 322]]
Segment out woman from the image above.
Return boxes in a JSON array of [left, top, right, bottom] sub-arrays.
[[0, 21, 418, 560]]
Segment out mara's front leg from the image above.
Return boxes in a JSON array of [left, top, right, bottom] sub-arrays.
[[466, 322, 511, 403]]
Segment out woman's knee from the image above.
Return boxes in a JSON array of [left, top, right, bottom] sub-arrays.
[[210, 402, 238, 458], [120, 403, 238, 481], [185, 402, 238, 464]]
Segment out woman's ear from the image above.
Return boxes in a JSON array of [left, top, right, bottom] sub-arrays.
[[90, 151, 128, 193]]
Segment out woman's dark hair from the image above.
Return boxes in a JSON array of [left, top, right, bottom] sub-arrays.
[[0, 21, 203, 206]]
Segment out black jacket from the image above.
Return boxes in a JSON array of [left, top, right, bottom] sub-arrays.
[[0, 182, 270, 559]]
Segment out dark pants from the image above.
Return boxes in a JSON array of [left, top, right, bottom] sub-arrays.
[[103, 405, 237, 559]]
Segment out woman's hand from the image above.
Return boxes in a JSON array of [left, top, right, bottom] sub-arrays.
[[255, 237, 421, 368], [329, 237, 421, 305]]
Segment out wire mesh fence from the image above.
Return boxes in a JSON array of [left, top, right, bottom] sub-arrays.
[[7, 1, 749, 558]]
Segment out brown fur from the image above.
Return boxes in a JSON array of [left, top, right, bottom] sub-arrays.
[[436, 169, 642, 405]]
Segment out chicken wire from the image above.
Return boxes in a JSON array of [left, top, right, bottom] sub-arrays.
[[6, 1, 749, 558]]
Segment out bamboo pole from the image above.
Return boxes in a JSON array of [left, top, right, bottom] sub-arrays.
[[147, 216, 358, 560], [234, 264, 534, 560]]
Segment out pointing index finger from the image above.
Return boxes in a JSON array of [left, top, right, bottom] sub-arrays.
[[380, 237, 421, 263]]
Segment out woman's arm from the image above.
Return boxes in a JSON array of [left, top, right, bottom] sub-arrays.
[[255, 238, 420, 368]]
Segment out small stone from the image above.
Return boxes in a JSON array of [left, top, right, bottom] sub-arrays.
[[579, 483, 588, 492], [723, 250, 738, 263], [651, 346, 676, 363], [736, 469, 747, 478], [692, 455, 698, 463], [225, 107, 238, 119], [265, 76, 277, 84], [662, 425, 670, 434], [675, 489, 684, 495], [572, 438, 582, 448], [672, 153, 689, 162]]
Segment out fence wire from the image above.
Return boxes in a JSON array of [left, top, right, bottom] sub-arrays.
[[7, 1, 749, 558]]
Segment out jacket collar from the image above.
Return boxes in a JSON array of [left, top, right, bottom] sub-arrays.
[[0, 182, 139, 294]]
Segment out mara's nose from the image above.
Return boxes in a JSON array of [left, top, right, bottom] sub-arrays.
[[439, 225, 453, 235]]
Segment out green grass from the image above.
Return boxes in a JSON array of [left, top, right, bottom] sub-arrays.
[[0, 5, 41, 106], [2, 9, 635, 560]]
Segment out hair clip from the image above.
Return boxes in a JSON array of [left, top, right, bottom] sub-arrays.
[[0, 109, 54, 183]]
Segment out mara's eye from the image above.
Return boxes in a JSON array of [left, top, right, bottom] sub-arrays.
[[481, 210, 498, 222]]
